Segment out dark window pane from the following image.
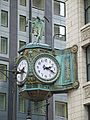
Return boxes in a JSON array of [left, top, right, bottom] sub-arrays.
[[0, 64, 7, 81], [3, 0, 8, 1], [54, 24, 66, 41], [86, 46, 90, 81], [55, 101, 67, 118], [33, 0, 44, 10], [0, 37, 8, 54], [1, 10, 8, 27], [19, 41, 26, 49], [19, 15, 26, 32], [0, 93, 6, 110], [88, 105, 90, 120], [20, 0, 26, 6], [54, 1, 65, 16], [87, 65, 90, 81], [19, 96, 26, 113], [84, 0, 90, 24], [54, 1, 60, 15]]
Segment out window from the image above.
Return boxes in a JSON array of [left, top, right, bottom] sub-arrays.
[[19, 96, 26, 113], [84, 0, 90, 24], [32, 0, 44, 10], [19, 41, 26, 49], [20, 0, 26, 6], [54, 1, 65, 16], [86, 45, 90, 81], [54, 24, 66, 41], [88, 105, 90, 120], [32, 101, 46, 115], [55, 101, 67, 118], [0, 93, 6, 111], [1, 10, 8, 27], [0, 64, 7, 81], [19, 15, 26, 32], [3, 0, 8, 1], [0, 37, 8, 54]]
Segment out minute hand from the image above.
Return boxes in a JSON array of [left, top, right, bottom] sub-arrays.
[[48, 68, 55, 74], [43, 65, 55, 74]]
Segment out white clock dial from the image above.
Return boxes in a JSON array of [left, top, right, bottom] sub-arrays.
[[33, 54, 60, 83], [17, 59, 28, 85]]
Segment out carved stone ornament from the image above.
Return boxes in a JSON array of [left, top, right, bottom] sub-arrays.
[[81, 23, 90, 41], [84, 86, 90, 99], [71, 45, 78, 53]]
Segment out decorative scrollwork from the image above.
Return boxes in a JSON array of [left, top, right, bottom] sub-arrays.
[[73, 81, 79, 89], [71, 45, 78, 53]]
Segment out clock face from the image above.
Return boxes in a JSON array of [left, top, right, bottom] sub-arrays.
[[17, 58, 28, 85], [33, 54, 60, 83]]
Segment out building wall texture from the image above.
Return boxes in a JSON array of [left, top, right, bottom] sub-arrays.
[[66, 0, 90, 120], [0, 0, 67, 120]]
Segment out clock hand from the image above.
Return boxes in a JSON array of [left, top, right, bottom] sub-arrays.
[[21, 67, 26, 73], [43, 65, 55, 74], [49, 69, 55, 74], [43, 65, 51, 70], [17, 67, 26, 74]]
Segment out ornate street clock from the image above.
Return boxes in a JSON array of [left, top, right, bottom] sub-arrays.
[[33, 53, 60, 83], [16, 43, 78, 101]]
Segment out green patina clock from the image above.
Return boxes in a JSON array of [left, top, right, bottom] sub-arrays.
[[16, 43, 78, 101], [33, 53, 60, 83]]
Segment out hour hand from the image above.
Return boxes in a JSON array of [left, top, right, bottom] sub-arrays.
[[43, 65, 55, 74], [43, 65, 52, 70], [21, 67, 26, 73], [17, 67, 26, 74]]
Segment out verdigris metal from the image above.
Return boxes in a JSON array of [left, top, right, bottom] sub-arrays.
[[16, 43, 79, 101]]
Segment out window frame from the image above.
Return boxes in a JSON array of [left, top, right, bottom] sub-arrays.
[[86, 45, 90, 81], [18, 96, 26, 113], [88, 105, 90, 120], [0, 36, 8, 54], [55, 101, 68, 118], [0, 93, 6, 111], [54, 24, 66, 41], [32, 101, 46, 115], [20, 0, 26, 6], [0, 61, 8, 82], [1, 10, 8, 27], [3, 0, 8, 1], [54, 0, 66, 17], [19, 40, 26, 49], [84, 0, 90, 24], [19, 15, 26, 32], [0, 64, 7, 81], [32, 0, 45, 11]]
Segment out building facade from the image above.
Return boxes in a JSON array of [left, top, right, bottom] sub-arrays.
[[66, 0, 90, 120], [0, 0, 67, 120]]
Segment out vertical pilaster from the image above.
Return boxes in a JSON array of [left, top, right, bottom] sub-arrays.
[[29, 0, 32, 43], [8, 0, 18, 120], [45, 0, 52, 46]]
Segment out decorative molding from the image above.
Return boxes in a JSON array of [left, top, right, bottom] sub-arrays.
[[84, 84, 90, 99], [85, 87, 90, 99], [81, 24, 90, 41]]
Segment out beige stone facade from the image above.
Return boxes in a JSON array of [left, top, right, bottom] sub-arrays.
[[66, 0, 90, 120]]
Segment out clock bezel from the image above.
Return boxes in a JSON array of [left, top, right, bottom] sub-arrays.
[[33, 53, 60, 83], [17, 56, 29, 86]]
